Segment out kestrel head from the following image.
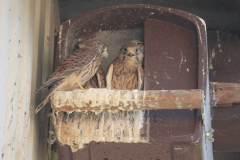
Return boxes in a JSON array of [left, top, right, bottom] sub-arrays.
[[130, 40, 144, 48], [118, 40, 144, 65], [74, 39, 108, 58]]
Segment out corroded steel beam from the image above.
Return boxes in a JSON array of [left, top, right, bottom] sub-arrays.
[[210, 82, 240, 107], [51, 88, 204, 112]]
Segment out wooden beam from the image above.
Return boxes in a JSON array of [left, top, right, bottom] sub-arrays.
[[210, 82, 240, 107], [51, 89, 204, 112]]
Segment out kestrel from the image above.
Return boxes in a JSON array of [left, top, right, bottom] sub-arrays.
[[106, 40, 144, 90], [73, 40, 107, 89], [35, 39, 108, 113], [84, 66, 106, 88]]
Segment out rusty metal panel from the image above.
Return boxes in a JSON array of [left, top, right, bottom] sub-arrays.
[[210, 82, 240, 107], [55, 4, 212, 160], [208, 31, 240, 152], [144, 18, 198, 90], [143, 12, 210, 160], [209, 31, 240, 83]]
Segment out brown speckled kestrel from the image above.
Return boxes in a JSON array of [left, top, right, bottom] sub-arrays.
[[74, 40, 107, 89], [35, 39, 108, 113], [84, 66, 106, 88], [106, 40, 144, 90]]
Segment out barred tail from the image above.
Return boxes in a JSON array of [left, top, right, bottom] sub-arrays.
[[35, 90, 54, 114]]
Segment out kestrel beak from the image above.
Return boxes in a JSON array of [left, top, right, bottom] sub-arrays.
[[102, 50, 108, 58], [126, 48, 136, 58], [126, 53, 135, 57]]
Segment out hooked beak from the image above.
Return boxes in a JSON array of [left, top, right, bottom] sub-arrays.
[[126, 53, 136, 57], [102, 51, 108, 58], [125, 48, 137, 58]]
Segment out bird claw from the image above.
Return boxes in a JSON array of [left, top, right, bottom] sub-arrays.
[[77, 82, 85, 90], [77, 82, 92, 90], [85, 86, 92, 89]]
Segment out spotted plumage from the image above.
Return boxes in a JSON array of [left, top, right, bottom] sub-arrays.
[[106, 40, 144, 90], [83, 66, 106, 88], [35, 39, 108, 113]]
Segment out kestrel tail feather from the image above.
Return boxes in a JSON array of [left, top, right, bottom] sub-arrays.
[[35, 78, 64, 93], [35, 89, 55, 113]]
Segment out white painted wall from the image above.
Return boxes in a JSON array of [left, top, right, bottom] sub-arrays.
[[0, 0, 59, 159]]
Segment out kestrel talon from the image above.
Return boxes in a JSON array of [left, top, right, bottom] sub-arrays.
[[35, 39, 108, 113], [106, 40, 144, 90]]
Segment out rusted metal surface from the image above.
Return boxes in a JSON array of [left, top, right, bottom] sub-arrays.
[[209, 31, 240, 83], [59, 0, 239, 31], [212, 104, 240, 152], [210, 82, 240, 107], [208, 31, 240, 152], [54, 4, 212, 160], [143, 6, 212, 160], [51, 89, 204, 112], [144, 18, 198, 90]]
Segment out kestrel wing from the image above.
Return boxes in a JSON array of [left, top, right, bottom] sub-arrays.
[[96, 66, 106, 88], [137, 66, 144, 90], [35, 48, 98, 113], [35, 87, 56, 113], [106, 63, 114, 89], [35, 77, 64, 93], [36, 48, 97, 92], [35, 69, 80, 93], [84, 66, 105, 88]]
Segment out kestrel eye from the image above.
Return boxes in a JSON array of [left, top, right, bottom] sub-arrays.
[[136, 42, 141, 45], [135, 49, 139, 53], [75, 45, 80, 50], [102, 45, 105, 49], [123, 48, 127, 53]]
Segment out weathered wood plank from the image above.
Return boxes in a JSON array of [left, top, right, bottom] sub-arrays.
[[51, 89, 204, 112], [210, 82, 240, 107]]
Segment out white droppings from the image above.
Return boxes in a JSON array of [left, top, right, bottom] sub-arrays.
[[166, 56, 174, 60], [51, 88, 146, 112], [53, 110, 149, 152], [58, 25, 63, 46], [228, 55, 231, 62], [179, 50, 184, 71], [186, 68, 189, 72], [164, 72, 171, 79], [175, 97, 182, 109], [209, 48, 216, 69], [216, 31, 223, 52]]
